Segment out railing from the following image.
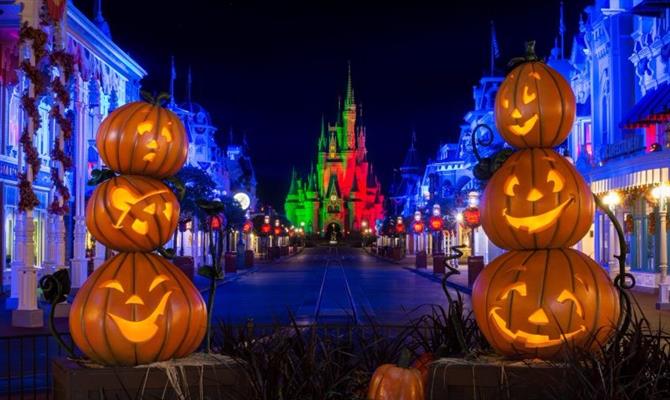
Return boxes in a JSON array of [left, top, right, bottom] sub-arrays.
[[1, 332, 77, 400], [1, 323, 428, 399]]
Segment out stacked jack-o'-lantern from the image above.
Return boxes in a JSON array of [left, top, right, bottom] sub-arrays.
[[473, 45, 620, 359], [69, 101, 208, 366]]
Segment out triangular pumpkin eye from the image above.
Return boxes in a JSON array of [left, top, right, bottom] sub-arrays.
[[143, 203, 156, 214]]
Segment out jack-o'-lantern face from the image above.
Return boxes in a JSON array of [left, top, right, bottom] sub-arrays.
[[481, 149, 593, 249], [472, 249, 619, 359], [495, 62, 575, 148], [100, 274, 172, 343], [86, 175, 180, 252], [69, 253, 207, 366], [97, 101, 188, 178]]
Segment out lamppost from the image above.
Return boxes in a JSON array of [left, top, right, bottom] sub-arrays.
[[603, 191, 622, 280], [652, 183, 670, 284]]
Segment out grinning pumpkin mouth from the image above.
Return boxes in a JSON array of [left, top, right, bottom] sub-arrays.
[[489, 307, 586, 348], [508, 114, 539, 136], [108, 291, 173, 343], [502, 197, 573, 234]]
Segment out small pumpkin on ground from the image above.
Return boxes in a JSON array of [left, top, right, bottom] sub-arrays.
[[368, 349, 424, 400]]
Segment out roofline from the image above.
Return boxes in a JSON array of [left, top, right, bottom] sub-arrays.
[[66, 3, 146, 80]]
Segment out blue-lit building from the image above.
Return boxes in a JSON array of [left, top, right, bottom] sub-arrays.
[[561, 0, 670, 291]]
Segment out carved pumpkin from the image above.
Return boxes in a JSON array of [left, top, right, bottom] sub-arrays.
[[86, 175, 179, 252], [368, 351, 424, 400], [69, 252, 207, 366], [481, 148, 593, 249], [495, 61, 575, 148], [472, 248, 619, 359], [97, 101, 188, 178]]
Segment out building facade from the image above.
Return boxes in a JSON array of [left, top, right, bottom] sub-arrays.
[[0, 1, 145, 324], [284, 67, 384, 236], [562, 0, 670, 290]]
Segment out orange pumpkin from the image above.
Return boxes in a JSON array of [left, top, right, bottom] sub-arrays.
[[69, 252, 207, 366], [495, 60, 575, 148], [97, 101, 188, 178], [481, 148, 593, 249], [86, 175, 179, 252], [472, 248, 619, 359], [368, 351, 424, 400]]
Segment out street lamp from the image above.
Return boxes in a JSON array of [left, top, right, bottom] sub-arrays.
[[653, 183, 670, 284], [602, 191, 621, 211]]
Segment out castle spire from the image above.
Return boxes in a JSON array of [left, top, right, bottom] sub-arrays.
[[345, 61, 354, 107], [288, 167, 298, 196]]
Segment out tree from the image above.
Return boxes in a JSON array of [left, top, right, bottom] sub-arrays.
[[171, 165, 216, 255]]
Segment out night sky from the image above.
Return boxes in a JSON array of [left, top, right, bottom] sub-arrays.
[[74, 0, 590, 210]]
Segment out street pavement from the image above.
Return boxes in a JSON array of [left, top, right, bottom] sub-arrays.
[[205, 245, 458, 326]]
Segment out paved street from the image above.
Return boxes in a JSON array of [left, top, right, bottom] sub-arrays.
[[205, 245, 457, 326]]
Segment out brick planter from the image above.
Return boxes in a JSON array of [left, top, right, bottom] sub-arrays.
[[52, 354, 250, 400]]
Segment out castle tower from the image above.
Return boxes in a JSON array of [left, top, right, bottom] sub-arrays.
[[283, 65, 385, 236]]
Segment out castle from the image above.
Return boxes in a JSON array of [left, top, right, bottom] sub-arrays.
[[284, 67, 384, 236]]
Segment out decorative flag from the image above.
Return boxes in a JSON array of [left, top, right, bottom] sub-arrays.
[[48, 0, 66, 22], [491, 21, 500, 60]]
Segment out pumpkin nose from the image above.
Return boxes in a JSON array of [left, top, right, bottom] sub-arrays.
[[528, 308, 549, 326], [526, 188, 544, 202], [125, 295, 144, 306], [511, 108, 523, 119]]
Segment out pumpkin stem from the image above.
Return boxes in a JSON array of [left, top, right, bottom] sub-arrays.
[[155, 92, 171, 107], [398, 348, 412, 369], [140, 89, 156, 104], [507, 40, 541, 68]]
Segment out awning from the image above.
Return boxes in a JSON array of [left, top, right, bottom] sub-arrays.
[[621, 83, 670, 129], [630, 0, 670, 17], [591, 167, 669, 194]]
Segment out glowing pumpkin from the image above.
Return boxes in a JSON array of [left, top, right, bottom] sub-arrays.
[[69, 252, 207, 366], [368, 351, 424, 400], [86, 175, 179, 252], [97, 101, 188, 178], [472, 248, 619, 359], [481, 148, 593, 249], [495, 61, 575, 149]]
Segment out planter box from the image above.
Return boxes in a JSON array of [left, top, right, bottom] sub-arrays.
[[415, 251, 427, 269], [225, 252, 237, 273], [244, 250, 255, 268], [433, 253, 445, 274], [427, 357, 567, 400], [467, 256, 484, 287], [52, 353, 250, 400]]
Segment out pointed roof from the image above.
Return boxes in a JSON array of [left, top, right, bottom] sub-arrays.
[[367, 163, 376, 188], [287, 168, 298, 196], [345, 61, 355, 107], [351, 173, 360, 193], [318, 116, 327, 152], [326, 174, 341, 198], [401, 132, 421, 171]]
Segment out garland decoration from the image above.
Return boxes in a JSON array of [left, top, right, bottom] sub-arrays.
[[17, 22, 49, 212], [47, 48, 74, 215]]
